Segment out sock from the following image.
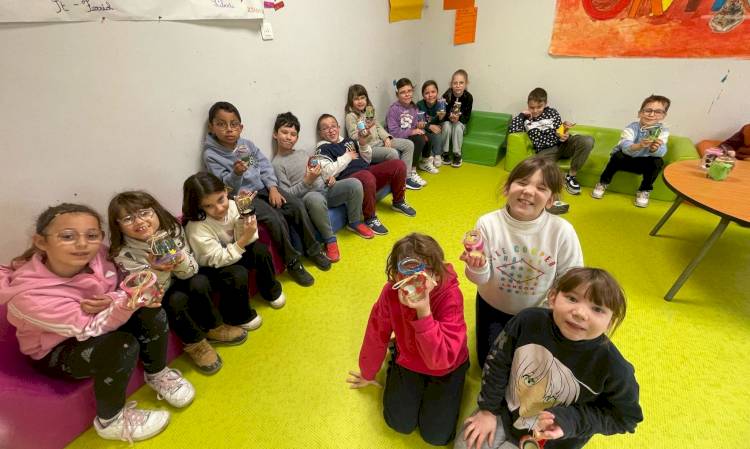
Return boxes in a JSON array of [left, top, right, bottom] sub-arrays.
[[97, 411, 121, 427], [145, 367, 169, 380]]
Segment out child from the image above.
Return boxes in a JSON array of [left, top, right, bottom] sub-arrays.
[[272, 112, 373, 261], [718, 123, 750, 160], [203, 101, 329, 287], [440, 69, 474, 168], [347, 233, 469, 446], [109, 191, 249, 374], [456, 268, 643, 449], [386, 78, 433, 181], [182, 172, 285, 330], [316, 114, 416, 236], [0, 203, 195, 443], [592, 95, 672, 208], [508, 87, 593, 195], [417, 80, 447, 169], [344, 84, 421, 190], [461, 156, 583, 367]]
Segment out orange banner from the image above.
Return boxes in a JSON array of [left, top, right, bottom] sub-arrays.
[[550, 0, 750, 58], [444, 0, 474, 10], [454, 6, 477, 45]]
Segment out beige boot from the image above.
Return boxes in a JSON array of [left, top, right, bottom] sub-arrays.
[[206, 324, 248, 346], [183, 339, 222, 375]]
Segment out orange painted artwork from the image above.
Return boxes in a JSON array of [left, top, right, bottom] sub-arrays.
[[550, 0, 750, 57]]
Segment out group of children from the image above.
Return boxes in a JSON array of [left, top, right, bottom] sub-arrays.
[[0, 68, 655, 447], [509, 88, 672, 209], [349, 157, 642, 449]]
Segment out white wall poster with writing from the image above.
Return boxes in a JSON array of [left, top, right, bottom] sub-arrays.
[[0, 0, 264, 23]]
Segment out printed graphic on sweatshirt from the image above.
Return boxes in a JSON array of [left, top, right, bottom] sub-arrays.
[[524, 118, 555, 133], [399, 111, 414, 129], [506, 343, 597, 431], [491, 244, 556, 297]]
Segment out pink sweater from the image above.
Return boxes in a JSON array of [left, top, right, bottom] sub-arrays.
[[358, 263, 469, 380], [0, 247, 134, 360]]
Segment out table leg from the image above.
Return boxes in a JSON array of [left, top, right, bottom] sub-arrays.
[[664, 217, 730, 301], [650, 196, 684, 236]]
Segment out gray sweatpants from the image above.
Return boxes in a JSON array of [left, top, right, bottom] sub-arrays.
[[301, 178, 363, 242], [442, 121, 466, 155], [453, 410, 518, 449], [371, 137, 414, 169], [536, 134, 594, 174]]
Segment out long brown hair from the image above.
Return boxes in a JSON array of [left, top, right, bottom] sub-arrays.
[[385, 233, 447, 284], [11, 203, 102, 269], [107, 191, 182, 258]]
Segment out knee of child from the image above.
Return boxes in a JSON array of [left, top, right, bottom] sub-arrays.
[[224, 264, 250, 283], [419, 427, 453, 447], [384, 410, 418, 435], [104, 331, 140, 364], [303, 192, 327, 212], [189, 274, 212, 295]]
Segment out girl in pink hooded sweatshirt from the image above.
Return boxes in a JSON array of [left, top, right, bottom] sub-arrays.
[[0, 203, 194, 443]]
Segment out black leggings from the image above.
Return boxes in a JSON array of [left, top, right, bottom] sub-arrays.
[[34, 307, 169, 419], [475, 292, 515, 368], [161, 274, 222, 345], [408, 135, 430, 166]]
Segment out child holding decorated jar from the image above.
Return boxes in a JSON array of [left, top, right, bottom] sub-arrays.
[[347, 233, 469, 446], [109, 191, 249, 375], [461, 156, 583, 368], [387, 78, 434, 182], [0, 203, 194, 443], [417, 80, 447, 169]]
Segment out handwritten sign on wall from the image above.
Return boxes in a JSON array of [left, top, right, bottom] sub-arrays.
[[0, 0, 264, 23]]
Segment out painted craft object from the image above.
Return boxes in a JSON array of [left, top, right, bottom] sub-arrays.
[[707, 156, 735, 181], [437, 98, 447, 114], [120, 271, 160, 309], [451, 100, 462, 116], [463, 230, 484, 258], [357, 118, 366, 134], [391, 257, 427, 303], [364, 105, 375, 120], [643, 124, 662, 140], [234, 144, 251, 164], [148, 230, 180, 265], [307, 154, 333, 169], [417, 111, 426, 124], [235, 189, 256, 216]]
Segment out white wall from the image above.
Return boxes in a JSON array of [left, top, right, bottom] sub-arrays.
[[419, 1, 749, 139], [2, 0, 749, 261], [0, 1, 421, 261]]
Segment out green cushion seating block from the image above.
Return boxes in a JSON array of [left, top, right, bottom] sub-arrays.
[[461, 111, 512, 166], [504, 124, 699, 201]]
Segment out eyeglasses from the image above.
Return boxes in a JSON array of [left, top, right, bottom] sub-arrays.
[[47, 230, 104, 244], [118, 208, 155, 226], [212, 120, 242, 130], [641, 108, 666, 115]]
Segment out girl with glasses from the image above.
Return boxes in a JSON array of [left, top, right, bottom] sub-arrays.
[[109, 191, 250, 375], [0, 203, 195, 443]]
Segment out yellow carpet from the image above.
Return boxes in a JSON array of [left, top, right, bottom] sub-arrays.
[[68, 162, 750, 449]]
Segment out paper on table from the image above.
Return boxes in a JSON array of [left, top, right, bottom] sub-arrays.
[[444, 0, 474, 10], [389, 0, 423, 22], [454, 6, 477, 45]]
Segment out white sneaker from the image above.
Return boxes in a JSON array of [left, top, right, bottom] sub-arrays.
[[634, 190, 650, 208], [145, 368, 195, 408], [591, 183, 607, 199], [410, 169, 428, 186], [432, 156, 442, 168], [94, 402, 170, 443], [269, 292, 286, 309], [418, 158, 439, 174], [240, 314, 263, 331]]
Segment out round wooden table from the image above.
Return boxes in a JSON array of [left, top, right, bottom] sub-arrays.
[[649, 159, 750, 300]]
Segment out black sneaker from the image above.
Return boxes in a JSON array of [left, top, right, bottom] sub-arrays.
[[286, 260, 314, 286], [451, 154, 462, 168], [565, 174, 581, 195], [308, 251, 331, 271], [546, 200, 569, 215], [441, 152, 451, 164]]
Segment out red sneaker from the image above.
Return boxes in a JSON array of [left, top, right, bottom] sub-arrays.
[[347, 223, 375, 239], [325, 242, 340, 263]]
